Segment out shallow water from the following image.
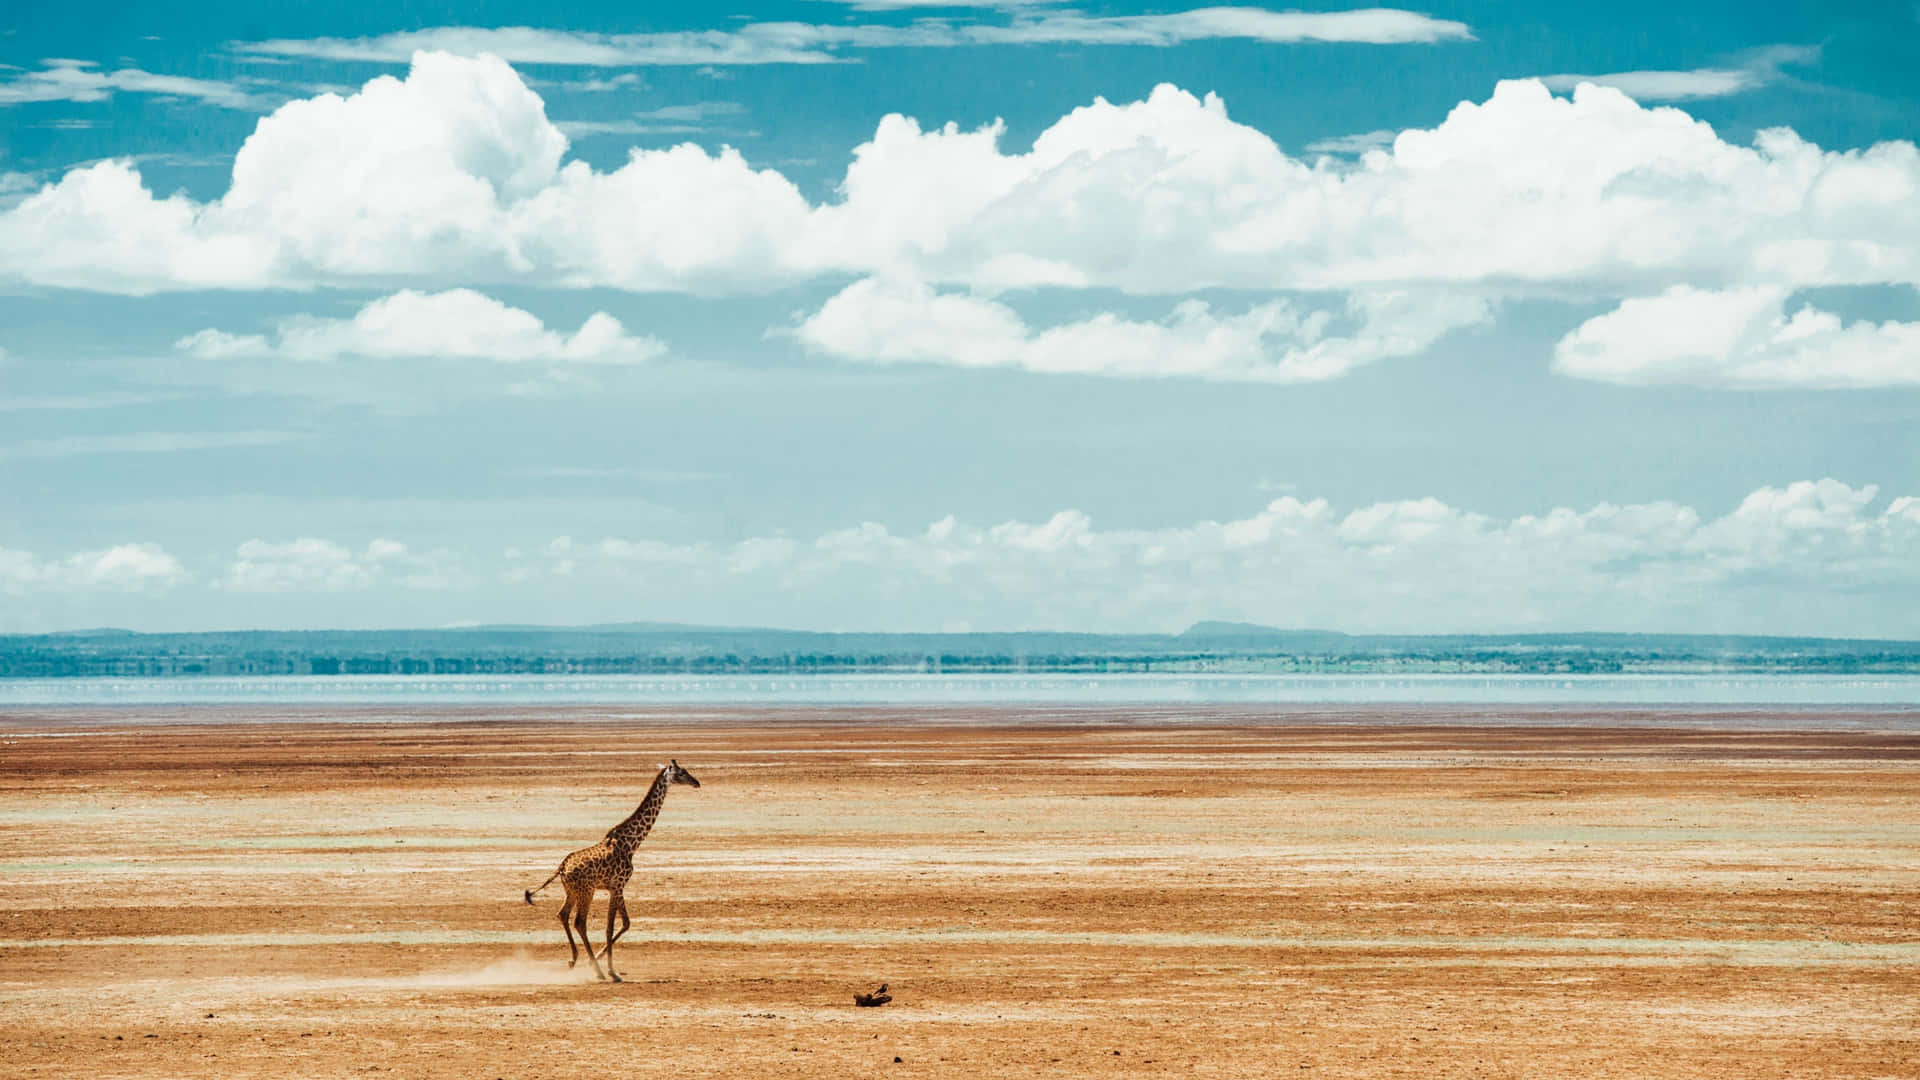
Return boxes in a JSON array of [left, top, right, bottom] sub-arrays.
[[3, 671, 1919, 707]]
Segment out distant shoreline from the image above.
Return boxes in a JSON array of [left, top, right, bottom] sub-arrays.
[[4, 623, 1919, 679]]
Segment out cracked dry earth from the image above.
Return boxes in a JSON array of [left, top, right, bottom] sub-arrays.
[[2, 705, 1917, 1079]]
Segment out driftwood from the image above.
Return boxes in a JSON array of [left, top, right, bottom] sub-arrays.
[[853, 983, 892, 1007]]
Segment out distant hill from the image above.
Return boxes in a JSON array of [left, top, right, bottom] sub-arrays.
[[2, 621, 1918, 678], [1179, 622, 1352, 651], [459, 620, 774, 635]]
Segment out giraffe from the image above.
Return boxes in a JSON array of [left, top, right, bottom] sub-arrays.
[[524, 759, 701, 981]]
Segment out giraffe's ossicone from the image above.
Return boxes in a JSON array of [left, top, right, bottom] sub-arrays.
[[524, 759, 701, 982]]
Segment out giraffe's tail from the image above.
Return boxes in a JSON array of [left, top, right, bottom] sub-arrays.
[[524, 867, 563, 905]]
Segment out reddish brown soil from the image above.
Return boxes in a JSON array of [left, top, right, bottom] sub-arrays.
[[2, 705, 1917, 1078]]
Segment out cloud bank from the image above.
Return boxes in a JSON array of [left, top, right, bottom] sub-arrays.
[[1538, 45, 1819, 103], [0, 59, 267, 110], [7, 58, 1916, 299], [231, 8, 1473, 66], [10, 481, 1917, 635], [175, 289, 664, 366], [494, 480, 1920, 635], [3, 53, 1917, 387]]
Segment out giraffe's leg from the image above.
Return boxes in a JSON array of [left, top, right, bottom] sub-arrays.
[[574, 892, 607, 981], [602, 891, 625, 982], [557, 890, 580, 969], [599, 895, 631, 958]]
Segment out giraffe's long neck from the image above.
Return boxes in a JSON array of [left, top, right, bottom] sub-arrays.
[[606, 767, 673, 853]]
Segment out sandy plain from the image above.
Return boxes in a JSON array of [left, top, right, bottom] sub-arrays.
[[1, 704, 1917, 1079]]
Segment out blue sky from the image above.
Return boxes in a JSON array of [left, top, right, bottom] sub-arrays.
[[2, 1, 1918, 635]]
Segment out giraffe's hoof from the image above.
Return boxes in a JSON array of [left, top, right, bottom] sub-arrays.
[[609, 973, 623, 983]]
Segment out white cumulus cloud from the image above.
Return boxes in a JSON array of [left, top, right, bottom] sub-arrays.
[[222, 538, 458, 593], [807, 79, 1920, 297], [174, 288, 664, 365], [0, 543, 188, 593], [0, 52, 570, 291], [1553, 285, 1920, 387], [791, 277, 1490, 381]]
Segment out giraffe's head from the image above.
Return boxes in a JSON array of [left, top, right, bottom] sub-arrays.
[[666, 759, 701, 788]]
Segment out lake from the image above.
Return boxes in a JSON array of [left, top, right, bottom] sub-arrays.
[[2, 671, 1918, 707]]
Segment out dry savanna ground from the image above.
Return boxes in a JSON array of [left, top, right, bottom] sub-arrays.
[[2, 705, 1917, 1079]]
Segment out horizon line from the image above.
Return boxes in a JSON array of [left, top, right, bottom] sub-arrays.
[[9, 622, 1920, 647]]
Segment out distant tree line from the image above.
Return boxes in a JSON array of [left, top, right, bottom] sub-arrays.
[[3, 625, 1918, 678]]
